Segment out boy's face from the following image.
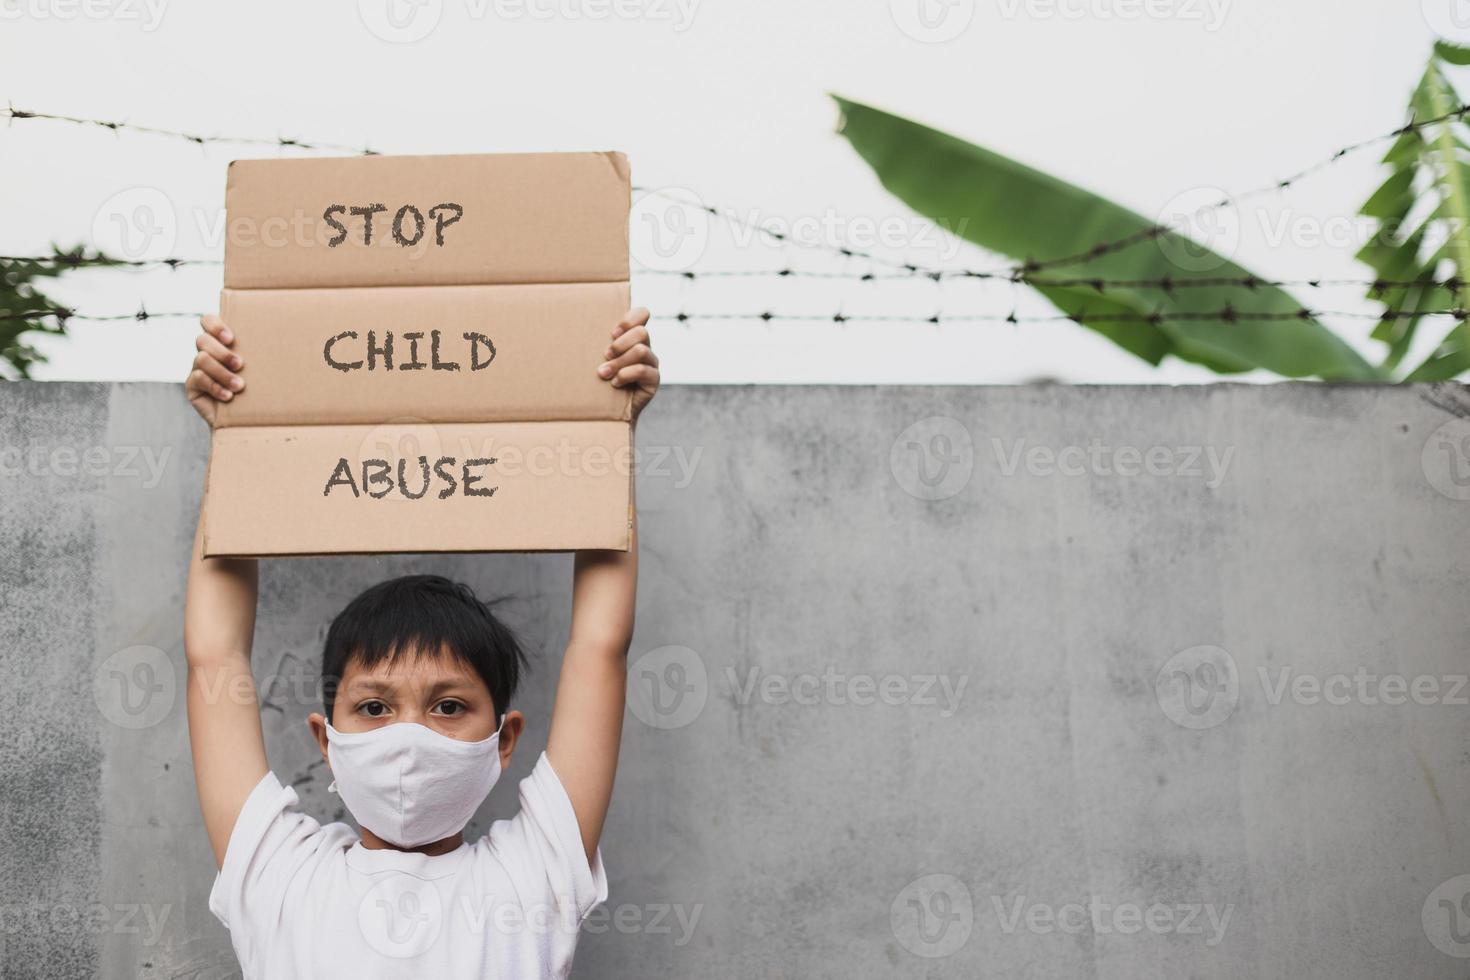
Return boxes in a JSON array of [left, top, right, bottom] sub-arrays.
[[307, 647, 524, 771]]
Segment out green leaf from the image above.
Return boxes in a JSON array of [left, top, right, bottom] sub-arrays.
[[1355, 52, 1470, 378], [1357, 224, 1418, 276], [832, 96, 1382, 380], [1413, 67, 1440, 119], [1383, 127, 1423, 166], [1416, 62, 1470, 377], [1372, 261, 1449, 373], [1436, 40, 1470, 66], [1025, 282, 1173, 366], [1361, 166, 1416, 219], [1025, 281, 1259, 372], [1405, 318, 1470, 379], [0, 245, 124, 379]]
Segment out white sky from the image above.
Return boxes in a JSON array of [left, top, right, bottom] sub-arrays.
[[0, 0, 1458, 383]]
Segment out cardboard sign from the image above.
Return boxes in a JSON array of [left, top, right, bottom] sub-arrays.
[[200, 152, 633, 557]]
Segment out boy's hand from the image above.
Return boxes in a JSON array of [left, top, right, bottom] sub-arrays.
[[598, 308, 658, 420], [186, 315, 244, 422]]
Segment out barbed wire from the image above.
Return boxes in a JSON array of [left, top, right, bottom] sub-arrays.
[[4, 101, 1451, 283], [996, 102, 1470, 277], [665, 308, 1468, 325], [4, 252, 1456, 299], [1, 307, 206, 323], [633, 102, 1468, 279], [2, 104, 376, 154], [0, 253, 219, 270], [646, 267, 1456, 296], [4, 304, 1463, 327]]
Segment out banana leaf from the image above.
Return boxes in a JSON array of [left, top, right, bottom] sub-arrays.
[[833, 96, 1383, 381]]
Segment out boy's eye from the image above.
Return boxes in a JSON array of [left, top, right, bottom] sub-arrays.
[[432, 700, 466, 717], [358, 700, 389, 718]]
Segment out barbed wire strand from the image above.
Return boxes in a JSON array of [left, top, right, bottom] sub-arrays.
[[631, 101, 1468, 279], [2, 104, 376, 154], [989, 103, 1470, 277], [670, 308, 1468, 325], [3, 304, 1463, 327], [0, 254, 219, 270], [3, 253, 1456, 299]]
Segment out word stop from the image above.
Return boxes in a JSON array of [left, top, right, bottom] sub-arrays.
[[324, 202, 464, 247]]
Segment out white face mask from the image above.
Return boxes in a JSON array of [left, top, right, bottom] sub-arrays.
[[325, 719, 504, 848]]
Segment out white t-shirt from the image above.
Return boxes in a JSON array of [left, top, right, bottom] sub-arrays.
[[209, 751, 608, 979]]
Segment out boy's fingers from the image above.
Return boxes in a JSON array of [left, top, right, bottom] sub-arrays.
[[611, 308, 651, 338], [597, 343, 657, 379], [612, 363, 659, 389], [196, 332, 243, 371], [193, 351, 244, 392], [201, 314, 234, 346], [606, 324, 650, 358], [189, 368, 234, 401]]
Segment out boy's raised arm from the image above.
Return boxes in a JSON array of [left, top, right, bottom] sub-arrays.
[[183, 315, 269, 868], [544, 308, 658, 863]]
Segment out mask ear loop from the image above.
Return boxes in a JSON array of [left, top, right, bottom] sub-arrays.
[[328, 733, 339, 793]]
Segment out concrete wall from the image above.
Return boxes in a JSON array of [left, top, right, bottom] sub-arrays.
[[2, 381, 1468, 979]]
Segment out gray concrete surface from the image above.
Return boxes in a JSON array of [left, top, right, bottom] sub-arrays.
[[2, 381, 1469, 979]]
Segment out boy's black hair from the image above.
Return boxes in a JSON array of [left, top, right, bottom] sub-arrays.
[[320, 574, 527, 722]]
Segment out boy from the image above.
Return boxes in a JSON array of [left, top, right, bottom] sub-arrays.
[[183, 308, 659, 977]]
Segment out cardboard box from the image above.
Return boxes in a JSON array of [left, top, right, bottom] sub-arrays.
[[201, 152, 633, 558]]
